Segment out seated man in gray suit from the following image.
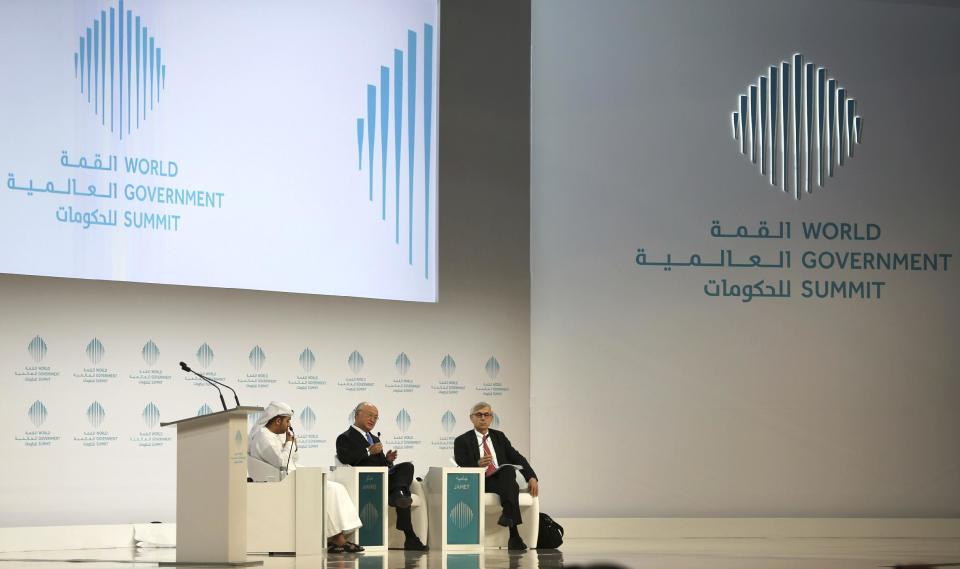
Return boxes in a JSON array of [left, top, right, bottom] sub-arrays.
[[453, 401, 539, 551]]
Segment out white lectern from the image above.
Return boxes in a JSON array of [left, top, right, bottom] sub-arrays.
[[160, 406, 263, 567]]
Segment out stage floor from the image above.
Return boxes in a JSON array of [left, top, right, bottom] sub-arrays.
[[0, 538, 959, 568]]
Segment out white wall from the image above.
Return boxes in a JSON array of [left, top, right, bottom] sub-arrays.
[[531, 0, 960, 517], [0, 0, 532, 528]]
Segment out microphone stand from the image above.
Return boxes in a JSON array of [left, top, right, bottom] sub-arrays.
[[180, 361, 241, 409], [284, 427, 297, 478], [181, 362, 227, 411]]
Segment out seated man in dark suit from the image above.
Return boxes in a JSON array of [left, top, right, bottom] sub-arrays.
[[336, 401, 427, 551], [453, 401, 539, 551]]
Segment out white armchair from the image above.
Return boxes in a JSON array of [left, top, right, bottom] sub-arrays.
[[483, 476, 539, 548], [245, 464, 325, 555], [446, 458, 539, 548], [331, 456, 428, 550]]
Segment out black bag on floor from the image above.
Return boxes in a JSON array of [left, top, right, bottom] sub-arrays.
[[536, 512, 564, 549]]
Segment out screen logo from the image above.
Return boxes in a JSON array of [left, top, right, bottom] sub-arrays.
[[73, 1, 167, 138]]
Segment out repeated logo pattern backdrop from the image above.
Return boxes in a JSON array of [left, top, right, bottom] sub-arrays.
[[2, 332, 524, 525]]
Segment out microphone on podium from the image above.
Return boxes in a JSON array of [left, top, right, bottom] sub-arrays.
[[284, 427, 296, 473], [179, 361, 241, 409], [180, 361, 227, 411]]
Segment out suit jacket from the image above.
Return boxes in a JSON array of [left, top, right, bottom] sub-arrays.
[[453, 428, 537, 482], [336, 426, 391, 467]]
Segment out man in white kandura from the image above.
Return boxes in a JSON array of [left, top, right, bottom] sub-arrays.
[[249, 401, 364, 554]]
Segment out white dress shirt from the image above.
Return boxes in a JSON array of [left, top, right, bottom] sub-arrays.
[[474, 429, 499, 469]]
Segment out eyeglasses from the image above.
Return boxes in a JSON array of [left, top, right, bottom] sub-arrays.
[[473, 412, 493, 418]]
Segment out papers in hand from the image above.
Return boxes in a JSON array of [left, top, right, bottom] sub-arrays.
[[491, 464, 522, 476]]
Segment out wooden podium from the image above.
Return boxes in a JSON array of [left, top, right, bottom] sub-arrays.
[[160, 406, 263, 567]]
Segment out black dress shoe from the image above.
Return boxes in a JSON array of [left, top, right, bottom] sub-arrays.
[[497, 515, 515, 528], [403, 536, 428, 551], [507, 536, 528, 551], [389, 492, 412, 508]]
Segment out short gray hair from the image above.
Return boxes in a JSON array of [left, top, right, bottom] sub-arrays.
[[470, 401, 492, 415], [353, 402, 375, 418]]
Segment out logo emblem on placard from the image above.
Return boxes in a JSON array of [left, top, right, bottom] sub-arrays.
[[28, 400, 48, 427], [197, 404, 213, 416], [449, 501, 474, 530], [300, 406, 317, 432], [484, 357, 500, 380], [196, 343, 215, 369], [395, 352, 411, 376], [142, 402, 160, 429], [142, 340, 160, 366], [440, 355, 456, 378], [441, 410, 456, 433], [395, 408, 412, 432], [348, 350, 365, 374], [28, 335, 48, 362], [731, 53, 863, 199], [86, 401, 106, 428], [73, 2, 167, 138], [299, 348, 316, 372], [235, 430, 243, 447], [85, 338, 106, 364], [360, 503, 380, 525], [249, 345, 266, 371]]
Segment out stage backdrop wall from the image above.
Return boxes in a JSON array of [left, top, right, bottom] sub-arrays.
[[0, 0, 532, 527], [531, 0, 960, 517]]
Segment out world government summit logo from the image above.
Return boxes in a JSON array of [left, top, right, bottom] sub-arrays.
[[28, 335, 48, 363], [731, 53, 862, 200], [74, 1, 167, 138]]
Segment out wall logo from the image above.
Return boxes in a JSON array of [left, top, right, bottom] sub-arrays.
[[395, 352, 411, 376], [249, 345, 266, 371], [355, 23, 436, 279], [86, 401, 106, 428], [142, 402, 160, 429], [300, 406, 317, 432], [196, 343, 214, 369], [441, 410, 456, 434], [449, 501, 475, 530], [73, 1, 167, 139], [299, 348, 316, 373], [28, 335, 48, 363], [440, 354, 456, 378], [85, 338, 106, 364], [395, 408, 412, 432], [142, 340, 160, 366], [484, 357, 500, 380], [360, 503, 380, 526], [28, 400, 48, 427], [492, 413, 501, 430], [348, 350, 365, 375], [197, 403, 212, 416], [731, 53, 863, 200]]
